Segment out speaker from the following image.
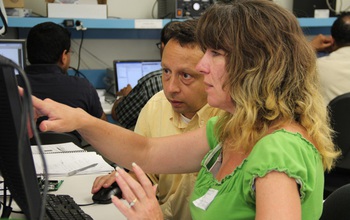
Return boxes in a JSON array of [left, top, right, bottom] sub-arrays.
[[175, 0, 214, 18], [158, 0, 214, 18], [293, 0, 335, 17], [158, 0, 176, 19]]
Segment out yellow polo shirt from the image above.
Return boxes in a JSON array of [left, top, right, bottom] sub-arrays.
[[134, 90, 222, 220]]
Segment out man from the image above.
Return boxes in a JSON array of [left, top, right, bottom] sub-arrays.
[[92, 19, 222, 220], [17, 22, 106, 142], [311, 12, 350, 198], [311, 12, 350, 104], [111, 21, 180, 129]]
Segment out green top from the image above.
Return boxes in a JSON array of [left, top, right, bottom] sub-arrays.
[[190, 117, 324, 220]]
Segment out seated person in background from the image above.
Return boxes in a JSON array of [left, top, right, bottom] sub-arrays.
[[310, 12, 350, 104], [93, 19, 223, 220], [111, 21, 180, 129], [17, 21, 106, 142]]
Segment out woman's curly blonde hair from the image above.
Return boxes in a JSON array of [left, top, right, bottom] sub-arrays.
[[196, 0, 339, 171]]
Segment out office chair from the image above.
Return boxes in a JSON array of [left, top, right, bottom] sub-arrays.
[[324, 92, 350, 198], [30, 131, 82, 147], [320, 183, 350, 220]]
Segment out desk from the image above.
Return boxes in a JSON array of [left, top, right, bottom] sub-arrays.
[[8, 174, 127, 220], [101, 100, 114, 115], [97, 89, 114, 115]]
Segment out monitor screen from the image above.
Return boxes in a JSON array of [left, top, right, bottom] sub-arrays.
[[0, 39, 26, 75], [114, 60, 162, 91], [0, 55, 42, 219]]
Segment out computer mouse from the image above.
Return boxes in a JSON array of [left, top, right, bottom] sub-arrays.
[[92, 182, 122, 204]]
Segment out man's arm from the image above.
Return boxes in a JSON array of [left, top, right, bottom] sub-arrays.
[[100, 112, 107, 121], [111, 84, 132, 121], [310, 34, 334, 53], [111, 96, 123, 120]]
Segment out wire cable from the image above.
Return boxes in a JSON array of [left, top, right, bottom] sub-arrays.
[[70, 39, 110, 69], [326, 0, 337, 13], [69, 66, 87, 78], [152, 0, 158, 19], [76, 30, 85, 71], [0, 0, 8, 35]]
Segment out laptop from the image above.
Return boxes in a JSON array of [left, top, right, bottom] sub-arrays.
[[0, 39, 26, 75], [113, 60, 162, 92]]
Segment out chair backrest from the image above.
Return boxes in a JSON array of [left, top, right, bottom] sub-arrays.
[[328, 92, 350, 170], [30, 131, 82, 147], [320, 183, 350, 220]]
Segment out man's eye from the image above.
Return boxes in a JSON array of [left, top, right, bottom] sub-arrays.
[[183, 73, 192, 79], [163, 68, 170, 74]]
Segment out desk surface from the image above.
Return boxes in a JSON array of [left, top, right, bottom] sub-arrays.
[[97, 89, 115, 115], [9, 174, 127, 220]]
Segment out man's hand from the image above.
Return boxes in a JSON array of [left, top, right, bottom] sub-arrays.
[[92, 171, 117, 194], [111, 84, 132, 120], [310, 34, 334, 53], [116, 84, 132, 97]]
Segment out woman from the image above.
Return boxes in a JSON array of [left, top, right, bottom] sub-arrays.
[[32, 0, 339, 219]]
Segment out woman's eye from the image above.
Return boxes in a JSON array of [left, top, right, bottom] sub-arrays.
[[211, 50, 220, 56]]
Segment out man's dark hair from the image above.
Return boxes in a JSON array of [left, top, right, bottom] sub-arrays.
[[160, 20, 180, 45], [27, 22, 71, 64], [170, 19, 198, 46], [331, 12, 350, 47]]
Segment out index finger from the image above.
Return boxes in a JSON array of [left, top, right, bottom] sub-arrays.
[[131, 163, 155, 198]]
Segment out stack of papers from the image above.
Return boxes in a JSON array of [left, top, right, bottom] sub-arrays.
[[32, 143, 114, 177]]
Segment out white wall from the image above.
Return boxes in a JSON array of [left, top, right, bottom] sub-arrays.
[[22, 0, 161, 70], [336, 0, 350, 13], [69, 39, 161, 70], [272, 0, 293, 12], [107, 0, 158, 19], [25, 0, 158, 19]]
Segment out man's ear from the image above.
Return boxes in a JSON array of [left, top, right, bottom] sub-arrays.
[[59, 50, 69, 66]]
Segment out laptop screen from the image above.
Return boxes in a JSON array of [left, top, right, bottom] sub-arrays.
[[113, 60, 162, 91], [0, 39, 26, 75]]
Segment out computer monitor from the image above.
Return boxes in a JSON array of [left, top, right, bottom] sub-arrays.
[[0, 55, 43, 219], [0, 39, 26, 75], [113, 60, 162, 92]]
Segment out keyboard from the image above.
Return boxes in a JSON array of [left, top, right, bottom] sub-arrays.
[[45, 194, 93, 220]]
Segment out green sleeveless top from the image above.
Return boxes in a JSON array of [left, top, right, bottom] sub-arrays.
[[190, 117, 324, 220]]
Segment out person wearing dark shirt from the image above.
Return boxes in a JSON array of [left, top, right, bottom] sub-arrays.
[[17, 21, 106, 141]]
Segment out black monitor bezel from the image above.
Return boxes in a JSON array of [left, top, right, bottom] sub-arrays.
[[0, 55, 43, 220]]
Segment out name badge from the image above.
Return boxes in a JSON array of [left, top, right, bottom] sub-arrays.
[[192, 188, 218, 210]]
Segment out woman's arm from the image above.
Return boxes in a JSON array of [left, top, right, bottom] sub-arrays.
[[255, 171, 301, 220], [33, 96, 209, 173]]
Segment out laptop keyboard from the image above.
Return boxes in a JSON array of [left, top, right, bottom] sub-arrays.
[[45, 194, 93, 220]]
